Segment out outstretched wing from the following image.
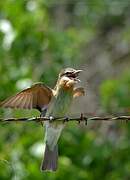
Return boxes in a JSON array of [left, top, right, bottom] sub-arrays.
[[0, 83, 53, 112]]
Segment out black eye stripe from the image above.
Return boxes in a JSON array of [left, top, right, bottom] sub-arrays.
[[62, 73, 76, 80], [60, 72, 72, 77], [66, 72, 72, 75]]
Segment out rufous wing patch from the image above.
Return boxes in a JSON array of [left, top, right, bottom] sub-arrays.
[[73, 87, 85, 98]]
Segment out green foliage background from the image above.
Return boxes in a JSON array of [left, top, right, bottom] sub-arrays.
[[0, 0, 130, 179]]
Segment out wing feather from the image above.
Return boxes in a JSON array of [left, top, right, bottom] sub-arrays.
[[16, 95, 25, 108], [73, 87, 85, 98], [29, 94, 33, 109], [21, 94, 28, 109], [25, 94, 31, 109], [0, 83, 53, 111]]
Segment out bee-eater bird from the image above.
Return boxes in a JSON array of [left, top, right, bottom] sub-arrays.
[[0, 68, 85, 171]]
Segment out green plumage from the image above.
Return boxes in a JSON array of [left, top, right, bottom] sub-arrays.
[[44, 87, 73, 150], [47, 87, 73, 117], [41, 68, 82, 171]]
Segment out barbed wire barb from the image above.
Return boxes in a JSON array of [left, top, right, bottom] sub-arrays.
[[0, 115, 130, 124]]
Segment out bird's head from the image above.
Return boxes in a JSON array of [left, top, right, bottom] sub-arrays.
[[56, 68, 82, 89]]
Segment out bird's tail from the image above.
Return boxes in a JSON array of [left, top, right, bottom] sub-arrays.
[[41, 144, 58, 171]]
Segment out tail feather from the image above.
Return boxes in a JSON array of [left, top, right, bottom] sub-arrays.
[[41, 144, 58, 171]]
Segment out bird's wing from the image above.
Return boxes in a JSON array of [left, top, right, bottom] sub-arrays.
[[73, 87, 85, 98], [0, 83, 53, 112]]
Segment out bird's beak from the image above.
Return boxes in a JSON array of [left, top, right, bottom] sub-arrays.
[[74, 70, 82, 76], [75, 69, 82, 74], [73, 69, 83, 82]]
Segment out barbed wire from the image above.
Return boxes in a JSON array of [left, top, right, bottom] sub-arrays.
[[0, 114, 130, 125]]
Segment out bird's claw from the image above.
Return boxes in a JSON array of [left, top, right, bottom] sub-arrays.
[[63, 117, 69, 123]]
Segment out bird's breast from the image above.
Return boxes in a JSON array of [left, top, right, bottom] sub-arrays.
[[46, 88, 73, 117]]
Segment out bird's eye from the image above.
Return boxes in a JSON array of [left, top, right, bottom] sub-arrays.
[[66, 72, 76, 78], [66, 72, 70, 75], [65, 72, 72, 76], [66, 73, 71, 77]]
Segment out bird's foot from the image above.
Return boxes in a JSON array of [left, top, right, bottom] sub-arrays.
[[63, 116, 69, 123]]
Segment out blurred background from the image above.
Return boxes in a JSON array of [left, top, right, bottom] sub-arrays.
[[0, 0, 130, 179]]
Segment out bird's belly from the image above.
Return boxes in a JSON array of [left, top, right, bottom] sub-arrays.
[[44, 89, 73, 149]]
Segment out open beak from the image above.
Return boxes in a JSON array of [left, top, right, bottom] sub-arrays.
[[73, 69, 82, 82], [75, 69, 82, 74]]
